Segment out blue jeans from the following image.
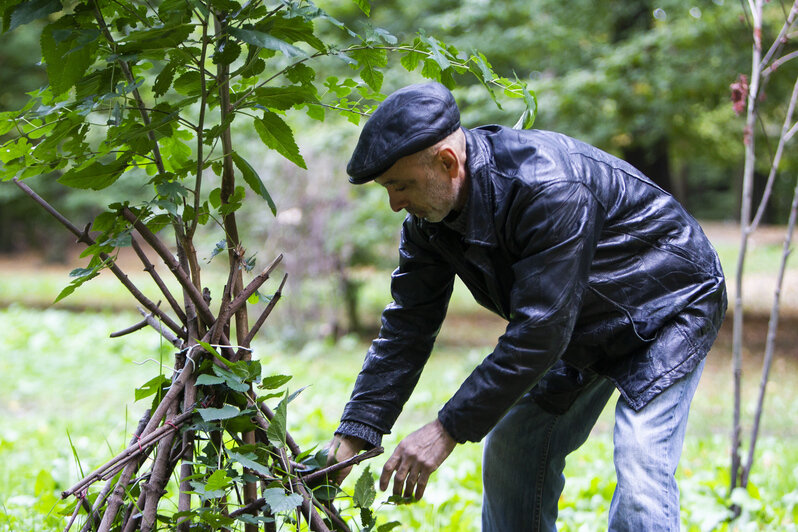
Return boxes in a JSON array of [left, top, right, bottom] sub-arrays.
[[482, 360, 705, 531]]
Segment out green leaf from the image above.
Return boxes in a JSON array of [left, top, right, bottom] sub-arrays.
[[208, 240, 227, 262], [204, 469, 232, 491], [153, 63, 176, 98], [262, 488, 303, 513], [135, 374, 169, 402], [265, 393, 287, 449], [517, 84, 538, 130], [350, 47, 387, 92], [228, 27, 306, 58], [53, 257, 110, 303], [173, 71, 202, 96], [7, 0, 62, 32], [419, 34, 451, 71], [195, 374, 225, 386], [213, 39, 241, 65], [53, 276, 94, 303], [377, 522, 402, 532], [58, 156, 129, 190], [189, 480, 226, 500], [91, 211, 118, 233], [196, 340, 234, 368], [253, 112, 306, 169], [266, 14, 325, 53], [40, 19, 94, 96], [232, 152, 276, 215], [351, 0, 370, 16], [119, 24, 193, 53], [305, 103, 324, 122], [197, 404, 240, 421], [211, 365, 250, 393], [0, 112, 17, 136], [353, 466, 376, 508], [360, 507, 375, 529], [252, 85, 316, 111], [258, 374, 292, 390], [400, 49, 424, 72], [227, 451, 272, 477], [286, 63, 316, 86]]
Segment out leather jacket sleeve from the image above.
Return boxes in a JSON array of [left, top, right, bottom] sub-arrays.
[[438, 180, 604, 443], [339, 220, 456, 435]]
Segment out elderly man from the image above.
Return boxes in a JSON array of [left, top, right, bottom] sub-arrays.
[[328, 82, 726, 531]]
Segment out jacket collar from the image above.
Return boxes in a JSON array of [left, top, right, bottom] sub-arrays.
[[461, 127, 498, 247]]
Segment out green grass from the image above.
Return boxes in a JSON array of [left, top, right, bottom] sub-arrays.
[[2, 304, 798, 531]]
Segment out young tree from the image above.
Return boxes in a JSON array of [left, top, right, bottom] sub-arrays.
[[729, 0, 798, 516], [0, 0, 534, 530]]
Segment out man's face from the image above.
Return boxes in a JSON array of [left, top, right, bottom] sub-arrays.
[[374, 153, 457, 223]]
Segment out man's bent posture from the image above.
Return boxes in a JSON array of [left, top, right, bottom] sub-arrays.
[[328, 82, 726, 531]]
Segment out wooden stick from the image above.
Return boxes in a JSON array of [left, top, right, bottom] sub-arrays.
[[121, 207, 216, 329], [109, 318, 149, 338], [62, 410, 193, 499], [140, 404, 180, 532], [242, 273, 288, 348], [137, 307, 183, 348], [225, 254, 283, 326], [12, 179, 184, 339], [299, 447, 383, 486], [130, 235, 187, 324]]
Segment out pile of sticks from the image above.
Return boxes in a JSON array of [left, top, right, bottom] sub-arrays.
[[14, 179, 382, 532]]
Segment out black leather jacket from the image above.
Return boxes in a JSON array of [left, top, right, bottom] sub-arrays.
[[339, 126, 727, 444]]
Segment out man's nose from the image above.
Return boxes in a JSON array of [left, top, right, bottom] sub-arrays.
[[387, 190, 407, 212]]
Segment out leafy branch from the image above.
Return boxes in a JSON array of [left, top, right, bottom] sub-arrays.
[[0, 0, 535, 530]]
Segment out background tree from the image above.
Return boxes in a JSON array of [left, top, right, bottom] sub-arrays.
[[729, 0, 797, 513], [335, 0, 796, 222]]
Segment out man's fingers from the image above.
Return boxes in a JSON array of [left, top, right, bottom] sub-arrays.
[[414, 471, 429, 501], [402, 468, 419, 499], [326, 439, 341, 465], [380, 452, 399, 491], [335, 465, 353, 484], [391, 461, 411, 497], [326, 435, 367, 484]]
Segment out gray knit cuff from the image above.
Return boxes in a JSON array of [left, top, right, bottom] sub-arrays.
[[335, 421, 383, 449]]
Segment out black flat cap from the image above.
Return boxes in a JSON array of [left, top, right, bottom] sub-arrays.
[[347, 82, 461, 184]]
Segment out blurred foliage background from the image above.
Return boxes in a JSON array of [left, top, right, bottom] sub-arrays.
[[3, 0, 796, 341]]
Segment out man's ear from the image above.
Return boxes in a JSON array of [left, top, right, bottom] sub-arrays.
[[438, 146, 459, 179]]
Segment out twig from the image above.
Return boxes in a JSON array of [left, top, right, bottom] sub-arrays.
[[250, 396, 302, 458], [131, 236, 187, 324], [299, 447, 384, 486], [212, 254, 283, 345], [79, 410, 151, 532], [208, 245, 243, 345], [121, 207, 216, 329], [12, 179, 185, 339], [63, 493, 84, 532], [293, 479, 332, 532], [62, 410, 193, 499], [741, 150, 798, 487], [110, 318, 149, 338], [140, 404, 180, 532], [750, 76, 798, 232], [137, 306, 183, 348], [176, 366, 197, 532], [91, 0, 167, 176], [242, 273, 288, 348]]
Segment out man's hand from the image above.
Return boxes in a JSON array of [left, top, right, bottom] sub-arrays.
[[326, 434, 366, 484], [379, 419, 456, 501]]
